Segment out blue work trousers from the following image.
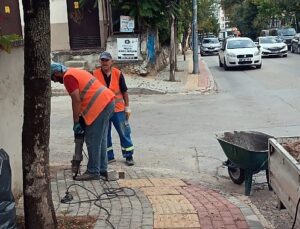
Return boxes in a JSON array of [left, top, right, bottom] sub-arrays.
[[85, 101, 115, 174], [107, 111, 134, 160]]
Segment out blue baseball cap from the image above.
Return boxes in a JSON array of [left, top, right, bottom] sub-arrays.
[[50, 62, 67, 76], [99, 51, 112, 60]]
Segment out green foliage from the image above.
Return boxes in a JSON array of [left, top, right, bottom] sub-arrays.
[[0, 34, 21, 53], [198, 0, 219, 34], [222, 0, 300, 39], [79, 0, 98, 9], [229, 0, 258, 39]]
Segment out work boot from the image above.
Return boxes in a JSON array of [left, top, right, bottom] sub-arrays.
[[100, 171, 108, 181], [74, 171, 100, 181], [125, 156, 134, 166]]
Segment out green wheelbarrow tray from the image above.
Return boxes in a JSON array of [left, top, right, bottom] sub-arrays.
[[216, 131, 273, 195]]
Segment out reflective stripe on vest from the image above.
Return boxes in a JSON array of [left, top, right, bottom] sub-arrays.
[[80, 78, 96, 100], [93, 68, 125, 112], [82, 86, 106, 116], [64, 68, 115, 125]]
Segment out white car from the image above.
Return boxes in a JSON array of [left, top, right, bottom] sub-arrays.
[[255, 36, 288, 57], [218, 37, 262, 70]]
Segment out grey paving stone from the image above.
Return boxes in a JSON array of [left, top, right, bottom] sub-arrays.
[[141, 226, 153, 229]]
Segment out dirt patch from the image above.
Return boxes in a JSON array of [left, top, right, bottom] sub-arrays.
[[282, 141, 300, 162], [17, 215, 97, 229]]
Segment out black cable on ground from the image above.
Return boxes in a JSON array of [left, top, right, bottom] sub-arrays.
[[60, 180, 136, 229], [292, 197, 300, 229]]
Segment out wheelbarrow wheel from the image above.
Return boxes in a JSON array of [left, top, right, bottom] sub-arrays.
[[228, 167, 245, 185]]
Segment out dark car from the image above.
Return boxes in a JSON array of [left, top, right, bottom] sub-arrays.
[[268, 28, 296, 50], [291, 33, 300, 53]]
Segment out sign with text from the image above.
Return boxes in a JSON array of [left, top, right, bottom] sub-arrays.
[[120, 15, 135, 32], [117, 38, 138, 60]]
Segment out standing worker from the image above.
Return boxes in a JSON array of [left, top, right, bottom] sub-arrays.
[[50, 63, 115, 180], [93, 51, 135, 166]]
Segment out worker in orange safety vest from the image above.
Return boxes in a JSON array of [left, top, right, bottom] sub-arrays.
[[93, 51, 135, 166], [51, 62, 115, 181]]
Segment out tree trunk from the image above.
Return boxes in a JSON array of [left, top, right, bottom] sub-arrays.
[[169, 13, 176, 82], [181, 24, 191, 61], [174, 12, 178, 71], [22, 0, 57, 228]]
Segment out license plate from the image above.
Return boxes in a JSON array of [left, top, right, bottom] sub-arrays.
[[239, 58, 251, 61]]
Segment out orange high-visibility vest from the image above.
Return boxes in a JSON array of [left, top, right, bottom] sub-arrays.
[[64, 68, 115, 125], [93, 67, 125, 112]]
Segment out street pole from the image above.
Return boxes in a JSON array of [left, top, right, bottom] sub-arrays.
[[192, 0, 199, 74]]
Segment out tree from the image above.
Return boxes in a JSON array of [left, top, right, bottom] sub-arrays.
[[198, 0, 219, 35], [21, 0, 57, 228], [178, 0, 192, 54]]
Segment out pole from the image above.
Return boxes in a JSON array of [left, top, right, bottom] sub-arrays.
[[192, 0, 199, 74]]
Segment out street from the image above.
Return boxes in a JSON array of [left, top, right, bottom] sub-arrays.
[[50, 52, 300, 228], [50, 52, 300, 187]]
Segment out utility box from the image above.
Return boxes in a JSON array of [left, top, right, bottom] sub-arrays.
[[0, 148, 17, 229]]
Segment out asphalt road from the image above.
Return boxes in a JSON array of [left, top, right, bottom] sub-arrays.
[[50, 52, 300, 228]]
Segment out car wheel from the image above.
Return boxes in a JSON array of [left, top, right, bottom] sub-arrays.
[[219, 56, 223, 67], [256, 63, 262, 69], [283, 54, 287, 57], [298, 47, 300, 54], [224, 59, 229, 71]]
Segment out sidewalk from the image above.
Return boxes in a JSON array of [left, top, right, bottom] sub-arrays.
[[46, 163, 265, 229], [38, 52, 271, 229], [51, 50, 215, 96]]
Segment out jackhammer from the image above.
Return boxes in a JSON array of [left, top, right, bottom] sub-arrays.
[[71, 133, 84, 178], [71, 117, 85, 179]]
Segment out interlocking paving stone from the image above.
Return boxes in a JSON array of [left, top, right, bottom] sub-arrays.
[[149, 178, 187, 187], [148, 195, 196, 214], [46, 167, 264, 229], [118, 178, 153, 187], [140, 186, 180, 195], [178, 185, 250, 229], [154, 214, 200, 228]]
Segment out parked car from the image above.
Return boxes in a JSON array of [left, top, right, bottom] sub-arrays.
[[218, 37, 262, 70], [255, 36, 287, 57], [291, 33, 300, 53], [200, 37, 221, 55], [268, 28, 296, 50]]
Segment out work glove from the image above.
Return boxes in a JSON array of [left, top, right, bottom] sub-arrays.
[[73, 122, 84, 135], [125, 106, 131, 120]]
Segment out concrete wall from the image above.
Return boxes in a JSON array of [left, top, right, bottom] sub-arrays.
[[50, 23, 70, 51], [18, 0, 70, 51], [49, 0, 70, 50], [0, 47, 24, 197]]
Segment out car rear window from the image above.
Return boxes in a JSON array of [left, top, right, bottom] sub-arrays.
[[227, 39, 255, 49], [203, 38, 219, 44]]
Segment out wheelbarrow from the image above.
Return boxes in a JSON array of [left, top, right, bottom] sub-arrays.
[[216, 131, 273, 195]]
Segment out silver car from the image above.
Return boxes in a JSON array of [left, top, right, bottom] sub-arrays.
[[200, 37, 221, 56], [255, 36, 288, 57]]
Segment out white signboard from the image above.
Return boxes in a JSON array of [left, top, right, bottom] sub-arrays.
[[117, 38, 138, 60], [120, 16, 135, 32]]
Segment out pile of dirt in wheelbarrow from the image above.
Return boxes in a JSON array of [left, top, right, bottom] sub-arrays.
[[222, 131, 271, 151], [282, 141, 300, 162]]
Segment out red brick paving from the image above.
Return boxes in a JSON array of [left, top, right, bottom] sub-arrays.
[[177, 185, 250, 229]]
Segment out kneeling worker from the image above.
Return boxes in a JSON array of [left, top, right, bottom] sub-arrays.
[[93, 51, 135, 166], [51, 63, 115, 181]]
